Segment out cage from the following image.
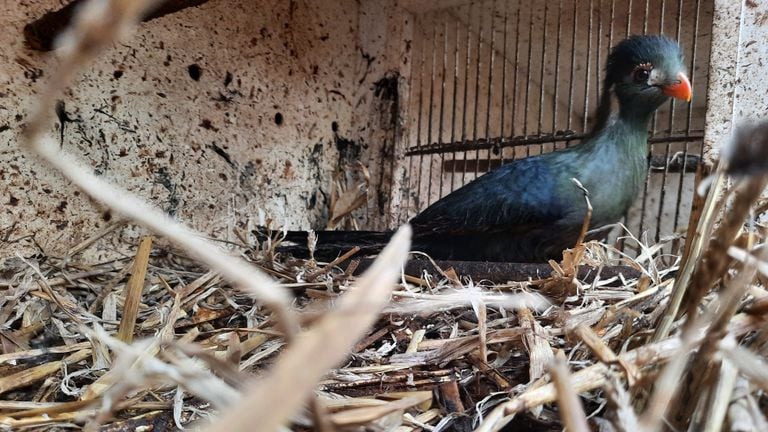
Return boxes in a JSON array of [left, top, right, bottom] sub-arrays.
[[392, 0, 714, 257]]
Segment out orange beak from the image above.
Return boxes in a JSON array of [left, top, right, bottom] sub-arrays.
[[662, 72, 692, 102]]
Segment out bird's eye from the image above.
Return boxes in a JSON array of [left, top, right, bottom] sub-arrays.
[[633, 67, 651, 83]]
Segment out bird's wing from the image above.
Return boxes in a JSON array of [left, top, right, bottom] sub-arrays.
[[409, 155, 572, 237]]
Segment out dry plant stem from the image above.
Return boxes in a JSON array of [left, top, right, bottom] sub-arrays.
[[24, 258, 91, 326], [354, 325, 395, 352], [307, 246, 361, 282], [310, 397, 335, 432], [320, 371, 453, 392], [438, 380, 465, 413], [674, 244, 768, 428], [726, 375, 768, 432], [571, 324, 639, 385], [397, 409, 441, 432], [550, 352, 590, 432], [475, 313, 763, 432], [683, 175, 768, 324], [406, 329, 426, 353], [519, 308, 553, 383], [700, 358, 738, 432], [20, 0, 296, 337], [642, 234, 767, 432], [572, 178, 593, 246], [571, 324, 618, 364], [473, 297, 488, 363], [0, 342, 91, 363], [604, 375, 639, 431], [0, 349, 91, 395], [635, 330, 699, 432], [0, 269, 113, 289], [720, 338, 768, 393], [65, 221, 124, 258], [5, 399, 96, 419], [330, 395, 431, 427], [653, 169, 726, 341], [1, 412, 85, 428], [23, 0, 150, 141], [468, 351, 511, 389], [82, 326, 239, 427], [678, 165, 708, 268], [117, 236, 152, 343], [203, 226, 411, 432]]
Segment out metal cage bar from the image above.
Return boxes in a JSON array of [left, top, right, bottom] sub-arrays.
[[399, 0, 714, 255]]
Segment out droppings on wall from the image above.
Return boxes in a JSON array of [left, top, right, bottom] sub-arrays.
[[2, 0, 401, 258]]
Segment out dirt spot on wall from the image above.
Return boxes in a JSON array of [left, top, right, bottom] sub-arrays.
[[154, 166, 180, 216], [282, 160, 294, 179], [187, 63, 203, 81], [335, 135, 363, 164]]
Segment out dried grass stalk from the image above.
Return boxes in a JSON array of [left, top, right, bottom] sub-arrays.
[[654, 169, 726, 341], [571, 324, 639, 385], [0, 349, 91, 395], [203, 226, 411, 432], [661, 122, 768, 341], [667, 221, 768, 428], [698, 358, 739, 432], [519, 307, 553, 383], [603, 374, 639, 432], [727, 375, 768, 432], [719, 337, 768, 393], [549, 351, 590, 432], [476, 313, 762, 431], [329, 393, 431, 427], [117, 236, 152, 343], [327, 162, 370, 229]]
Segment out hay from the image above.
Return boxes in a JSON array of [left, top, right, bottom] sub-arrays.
[[4, 0, 768, 430], [4, 213, 768, 431]]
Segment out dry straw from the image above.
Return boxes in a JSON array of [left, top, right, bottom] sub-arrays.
[[3, 0, 768, 430]]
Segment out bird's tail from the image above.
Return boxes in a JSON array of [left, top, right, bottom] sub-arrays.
[[256, 228, 394, 260]]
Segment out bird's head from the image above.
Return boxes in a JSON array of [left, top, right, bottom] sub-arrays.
[[606, 35, 691, 114]]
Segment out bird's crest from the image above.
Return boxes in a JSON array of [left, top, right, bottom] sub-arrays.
[[605, 35, 684, 85]]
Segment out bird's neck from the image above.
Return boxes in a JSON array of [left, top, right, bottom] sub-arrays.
[[617, 100, 660, 130], [581, 104, 652, 156], [590, 85, 663, 138]]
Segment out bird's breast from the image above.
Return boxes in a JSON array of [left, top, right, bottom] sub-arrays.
[[572, 141, 648, 227]]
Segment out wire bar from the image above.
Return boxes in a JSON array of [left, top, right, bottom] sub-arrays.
[[399, 0, 714, 257]]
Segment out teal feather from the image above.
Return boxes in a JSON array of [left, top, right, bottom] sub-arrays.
[[278, 35, 690, 262]]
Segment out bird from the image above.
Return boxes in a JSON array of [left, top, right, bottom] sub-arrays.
[[274, 35, 692, 263]]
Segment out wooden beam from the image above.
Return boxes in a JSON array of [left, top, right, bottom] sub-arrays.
[[351, 258, 642, 285]]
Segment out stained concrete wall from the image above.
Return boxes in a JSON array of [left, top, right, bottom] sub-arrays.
[[1, 0, 382, 256], [353, 1, 414, 230], [703, 0, 768, 162]]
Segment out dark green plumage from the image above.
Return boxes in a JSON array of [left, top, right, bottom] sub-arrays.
[[278, 35, 692, 262]]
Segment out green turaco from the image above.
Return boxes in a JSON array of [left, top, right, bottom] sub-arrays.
[[278, 35, 692, 262]]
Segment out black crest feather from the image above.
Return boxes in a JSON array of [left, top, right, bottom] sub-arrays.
[[606, 35, 682, 84]]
